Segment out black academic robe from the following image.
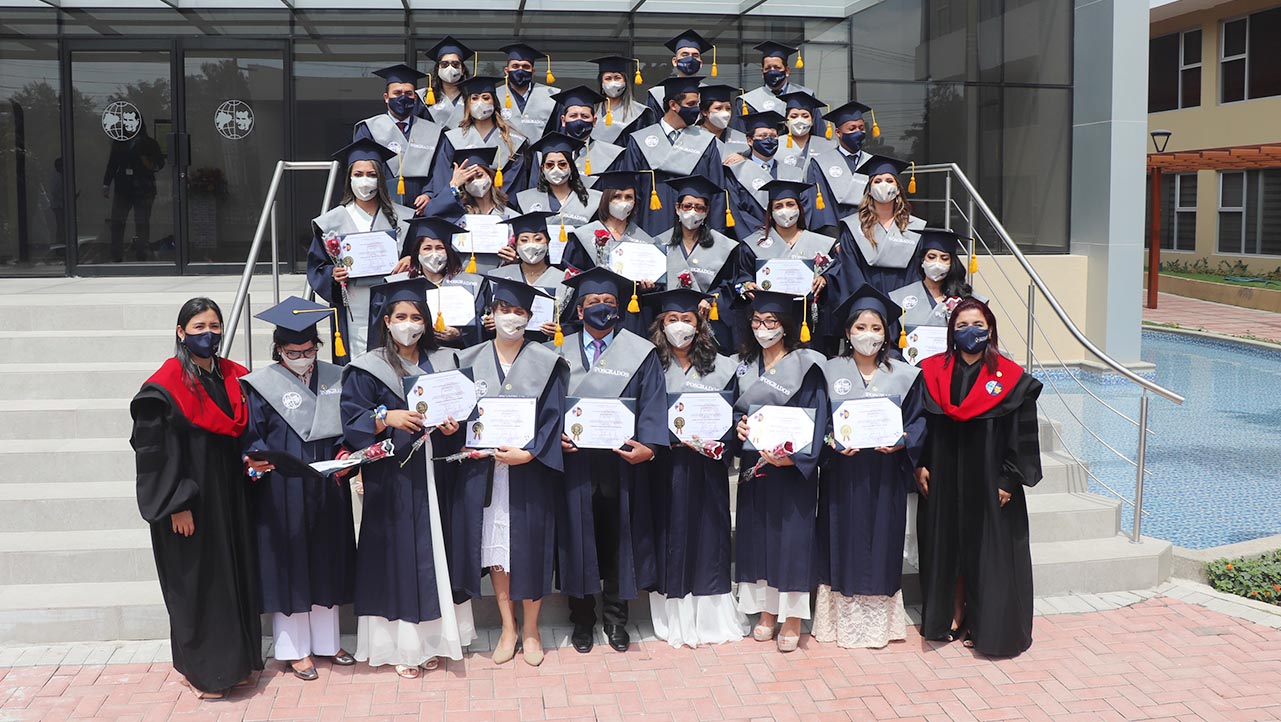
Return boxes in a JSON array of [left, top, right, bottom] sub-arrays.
[[733, 351, 828, 593], [553, 331, 668, 601], [916, 354, 1043, 657], [130, 358, 263, 693], [340, 348, 461, 624], [447, 342, 569, 601], [241, 367, 355, 615], [816, 359, 927, 597], [619, 127, 727, 237]]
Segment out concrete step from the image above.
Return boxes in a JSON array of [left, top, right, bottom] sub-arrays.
[[0, 399, 133, 440], [0, 362, 156, 400], [1025, 450, 1090, 495], [0, 581, 168, 644], [0, 482, 143, 532], [1037, 416, 1063, 453], [0, 529, 155, 585], [1026, 492, 1121, 543], [0, 438, 134, 484], [1028, 534, 1173, 596], [0, 329, 278, 364]]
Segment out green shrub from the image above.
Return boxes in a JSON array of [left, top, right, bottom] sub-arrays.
[[1205, 550, 1281, 606]]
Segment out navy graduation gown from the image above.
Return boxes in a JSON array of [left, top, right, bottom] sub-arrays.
[[619, 127, 727, 237], [816, 358, 926, 597], [426, 129, 530, 202], [241, 365, 355, 615]]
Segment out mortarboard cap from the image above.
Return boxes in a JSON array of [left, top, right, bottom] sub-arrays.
[[500, 43, 545, 63], [485, 274, 552, 311], [917, 228, 968, 257], [589, 170, 640, 191], [331, 138, 396, 166], [459, 75, 501, 97], [552, 85, 605, 110], [526, 131, 585, 158], [424, 36, 473, 63], [501, 210, 558, 237], [856, 154, 910, 178], [660, 75, 704, 103], [760, 179, 811, 203], [255, 296, 331, 345], [407, 215, 466, 241], [833, 282, 901, 325], [562, 266, 632, 301], [451, 144, 498, 169], [590, 55, 633, 77], [369, 277, 431, 319], [647, 288, 711, 314], [665, 29, 714, 54], [826, 100, 872, 127], [778, 90, 825, 112], [373, 63, 427, 87], [740, 110, 785, 133], [698, 84, 739, 104], [750, 289, 803, 316], [663, 174, 721, 203], [754, 41, 798, 60]]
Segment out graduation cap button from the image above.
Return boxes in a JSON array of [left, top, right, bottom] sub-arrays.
[[505, 384, 513, 390]]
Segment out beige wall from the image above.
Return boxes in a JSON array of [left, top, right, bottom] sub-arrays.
[[970, 255, 1091, 367], [1148, 0, 1281, 270]]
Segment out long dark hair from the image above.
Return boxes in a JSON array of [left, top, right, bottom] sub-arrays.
[[340, 161, 399, 228], [912, 247, 972, 299], [597, 187, 637, 225], [840, 308, 891, 371], [667, 193, 715, 248], [377, 299, 441, 377], [427, 57, 472, 118], [760, 198, 809, 239], [736, 310, 801, 363], [174, 297, 223, 391], [407, 235, 464, 279], [649, 313, 718, 377], [945, 297, 1000, 373], [535, 150, 590, 206]]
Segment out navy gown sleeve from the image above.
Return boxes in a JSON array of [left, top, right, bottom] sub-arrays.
[[339, 367, 385, 451], [827, 223, 868, 309], [620, 136, 643, 173], [787, 363, 829, 480], [426, 134, 458, 201], [726, 171, 766, 231], [529, 358, 570, 473], [900, 374, 928, 477], [307, 226, 339, 305], [633, 351, 671, 449], [805, 162, 839, 232], [240, 384, 272, 455]]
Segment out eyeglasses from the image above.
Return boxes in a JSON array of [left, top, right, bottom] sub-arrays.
[[438, 60, 463, 68], [677, 203, 708, 213], [749, 318, 781, 329], [281, 348, 318, 360]]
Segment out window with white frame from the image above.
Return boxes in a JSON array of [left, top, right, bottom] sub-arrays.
[[1220, 8, 1281, 104], [1147, 172, 1198, 251], [1149, 29, 1201, 111], [1218, 169, 1281, 255]]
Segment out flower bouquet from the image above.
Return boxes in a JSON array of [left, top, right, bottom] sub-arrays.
[[740, 440, 795, 482], [322, 231, 353, 316]]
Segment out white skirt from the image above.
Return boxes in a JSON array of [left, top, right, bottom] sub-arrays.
[[735, 581, 811, 622], [811, 586, 907, 649], [480, 461, 511, 570], [346, 281, 372, 357], [649, 592, 749, 649]]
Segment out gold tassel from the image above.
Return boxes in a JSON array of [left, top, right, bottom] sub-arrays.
[[650, 187, 661, 210], [711, 46, 719, 77], [898, 324, 907, 349], [425, 84, 436, 105], [559, 220, 567, 242], [634, 59, 643, 85], [584, 154, 592, 175], [800, 319, 812, 343], [908, 161, 917, 194], [504, 76, 512, 108], [709, 293, 720, 320], [825, 121, 833, 139], [724, 190, 735, 227], [968, 238, 978, 274], [545, 55, 555, 84], [741, 98, 750, 115], [815, 187, 826, 210], [553, 323, 564, 346], [465, 252, 477, 273], [870, 108, 881, 138], [397, 175, 405, 196], [434, 310, 446, 332], [786, 133, 793, 148], [493, 167, 504, 188], [796, 52, 804, 69], [333, 328, 347, 358], [605, 104, 613, 126], [627, 282, 640, 313]]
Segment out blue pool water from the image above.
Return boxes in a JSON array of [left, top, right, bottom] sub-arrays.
[[1035, 330, 1281, 550]]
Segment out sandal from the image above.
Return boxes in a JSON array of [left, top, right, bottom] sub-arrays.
[[394, 665, 420, 679], [962, 630, 975, 649], [419, 657, 439, 672], [752, 623, 777, 642], [945, 618, 967, 643], [776, 635, 800, 653], [179, 678, 225, 700]]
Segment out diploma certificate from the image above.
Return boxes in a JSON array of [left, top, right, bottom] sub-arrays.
[[903, 325, 948, 366], [831, 396, 905, 450], [743, 404, 815, 454], [465, 396, 536, 449], [547, 222, 573, 265], [425, 285, 476, 326], [754, 258, 814, 297], [339, 230, 400, 279], [452, 214, 511, 255], [667, 392, 734, 443], [564, 397, 636, 450], [608, 241, 668, 283], [404, 368, 478, 428], [529, 288, 557, 329]]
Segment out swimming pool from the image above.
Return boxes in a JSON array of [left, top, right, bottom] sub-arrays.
[[1036, 329, 1281, 550]]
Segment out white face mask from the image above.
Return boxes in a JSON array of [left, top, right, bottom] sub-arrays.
[[663, 321, 696, 349], [754, 326, 784, 349], [543, 166, 570, 185], [281, 354, 315, 376], [470, 102, 494, 121], [869, 181, 899, 203], [608, 199, 634, 220], [706, 110, 732, 130], [438, 66, 462, 84], [678, 208, 707, 230], [849, 330, 884, 357], [602, 80, 627, 98], [465, 175, 492, 197], [419, 251, 447, 273], [786, 117, 813, 137], [772, 207, 800, 228], [389, 321, 425, 346], [516, 243, 548, 264], [351, 176, 379, 201], [494, 312, 530, 340], [922, 260, 951, 282]]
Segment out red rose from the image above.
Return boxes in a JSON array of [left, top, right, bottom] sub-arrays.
[[324, 236, 341, 258], [593, 229, 611, 247], [813, 253, 830, 269], [678, 271, 693, 288]]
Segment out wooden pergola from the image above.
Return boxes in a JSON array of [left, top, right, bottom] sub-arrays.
[[1147, 143, 1281, 172]]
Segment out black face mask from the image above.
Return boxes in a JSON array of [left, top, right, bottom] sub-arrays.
[[675, 104, 701, 127], [388, 93, 416, 119], [564, 119, 593, 139], [507, 68, 532, 88], [840, 129, 866, 153], [582, 303, 620, 331], [182, 331, 221, 359], [752, 137, 779, 158], [954, 325, 991, 354], [763, 68, 787, 88], [675, 56, 702, 75]]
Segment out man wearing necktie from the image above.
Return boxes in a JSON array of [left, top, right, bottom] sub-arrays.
[[724, 110, 806, 231], [353, 63, 444, 214], [805, 100, 876, 234]]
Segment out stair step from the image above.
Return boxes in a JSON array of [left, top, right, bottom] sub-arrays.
[[0, 482, 143, 531], [0, 438, 134, 484], [1025, 451, 1090, 495], [0, 329, 278, 363], [0, 399, 133, 440], [1028, 534, 1172, 596], [0, 530, 155, 585], [1026, 492, 1121, 542], [0, 581, 168, 644], [0, 362, 156, 400]]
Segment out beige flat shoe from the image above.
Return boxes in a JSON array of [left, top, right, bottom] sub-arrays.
[[522, 636, 544, 667], [777, 635, 800, 653]]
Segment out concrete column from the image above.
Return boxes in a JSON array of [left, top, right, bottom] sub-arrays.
[[1070, 0, 1149, 363]]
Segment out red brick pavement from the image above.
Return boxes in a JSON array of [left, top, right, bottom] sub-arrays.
[[3, 597, 1281, 721], [1144, 293, 1281, 344]]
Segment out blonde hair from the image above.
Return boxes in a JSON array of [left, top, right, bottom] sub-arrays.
[[463, 165, 509, 213], [858, 176, 913, 246]]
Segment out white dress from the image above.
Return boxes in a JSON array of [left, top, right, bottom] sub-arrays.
[[811, 588, 907, 649], [342, 204, 376, 357], [480, 362, 514, 570], [650, 593, 748, 649], [355, 432, 477, 666], [735, 583, 811, 624]]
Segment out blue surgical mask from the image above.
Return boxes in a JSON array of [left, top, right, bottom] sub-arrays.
[[763, 69, 787, 88], [182, 331, 221, 359], [752, 137, 779, 158], [582, 303, 620, 331], [565, 119, 593, 139], [954, 325, 990, 354], [840, 129, 866, 153], [507, 68, 532, 88], [388, 93, 416, 119], [675, 56, 702, 75], [675, 104, 701, 127]]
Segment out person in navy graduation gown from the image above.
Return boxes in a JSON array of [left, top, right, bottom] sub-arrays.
[[827, 154, 926, 298], [418, 36, 474, 130], [398, 215, 488, 349], [494, 42, 561, 143], [490, 210, 578, 342], [450, 277, 569, 667], [645, 289, 748, 648], [551, 267, 668, 654], [240, 297, 356, 680], [339, 277, 475, 678], [732, 290, 827, 654], [353, 64, 443, 213], [515, 132, 601, 225], [644, 29, 715, 119], [698, 84, 750, 158], [587, 57, 654, 147], [723, 111, 808, 234], [813, 285, 926, 649], [805, 100, 875, 233], [428, 75, 530, 204], [551, 84, 627, 180], [561, 170, 656, 275]]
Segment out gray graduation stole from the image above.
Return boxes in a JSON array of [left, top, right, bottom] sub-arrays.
[[733, 348, 825, 415], [576, 142, 624, 181], [841, 215, 926, 269], [572, 222, 654, 267], [313, 204, 412, 287], [665, 354, 737, 393], [489, 264, 570, 315], [241, 361, 344, 442], [665, 230, 737, 292], [416, 88, 465, 129], [630, 124, 715, 177], [446, 126, 527, 171], [716, 128, 750, 158], [740, 86, 787, 115], [824, 356, 918, 402], [346, 347, 457, 398], [515, 188, 602, 228], [561, 330, 654, 397], [497, 84, 557, 141], [892, 282, 949, 328], [592, 101, 647, 144], [777, 135, 836, 172], [812, 148, 869, 207], [730, 159, 804, 211], [460, 341, 561, 398], [361, 114, 444, 178], [751, 229, 836, 263]]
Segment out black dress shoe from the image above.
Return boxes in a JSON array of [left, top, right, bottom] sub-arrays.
[[289, 663, 319, 681], [329, 652, 356, 666], [603, 624, 630, 652], [571, 625, 594, 654]]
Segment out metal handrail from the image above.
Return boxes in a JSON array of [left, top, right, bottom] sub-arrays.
[[223, 160, 342, 357]]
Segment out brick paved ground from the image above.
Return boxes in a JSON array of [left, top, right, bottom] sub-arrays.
[[1144, 293, 1281, 344], [3, 595, 1281, 722]]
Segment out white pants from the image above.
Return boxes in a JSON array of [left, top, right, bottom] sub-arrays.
[[272, 605, 341, 661]]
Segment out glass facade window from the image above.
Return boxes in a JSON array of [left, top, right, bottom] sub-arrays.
[[1146, 172, 1197, 252], [1218, 169, 1281, 256], [0, 38, 63, 275], [1220, 8, 1281, 104], [1149, 29, 1201, 112]]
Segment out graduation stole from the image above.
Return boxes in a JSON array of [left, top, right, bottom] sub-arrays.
[[461, 340, 560, 399], [517, 189, 596, 227], [366, 114, 441, 177], [813, 148, 869, 206], [632, 125, 714, 176], [666, 231, 735, 292], [240, 362, 344, 442], [448, 127, 523, 171], [144, 356, 248, 437], [665, 355, 737, 393], [734, 349, 824, 414], [562, 330, 653, 397], [843, 215, 926, 269], [919, 353, 1025, 422], [573, 222, 652, 266], [346, 347, 457, 398], [824, 356, 918, 402]]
